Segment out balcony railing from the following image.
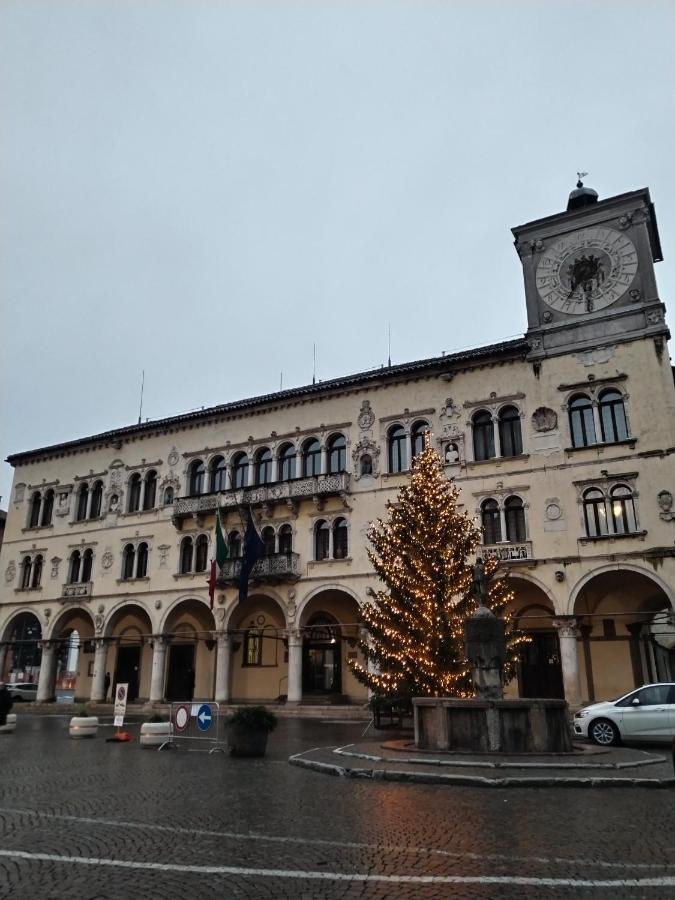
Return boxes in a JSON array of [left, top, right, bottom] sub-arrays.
[[61, 581, 93, 600], [173, 473, 350, 521], [216, 552, 300, 584], [481, 541, 533, 563]]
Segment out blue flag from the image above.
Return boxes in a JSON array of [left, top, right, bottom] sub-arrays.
[[238, 508, 265, 603]]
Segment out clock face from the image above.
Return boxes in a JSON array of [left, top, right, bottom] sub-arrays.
[[536, 226, 638, 315]]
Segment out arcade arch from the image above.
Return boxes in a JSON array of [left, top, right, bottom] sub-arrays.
[[0, 611, 42, 684], [504, 577, 564, 701], [227, 593, 287, 702], [104, 603, 154, 701], [162, 598, 215, 701]]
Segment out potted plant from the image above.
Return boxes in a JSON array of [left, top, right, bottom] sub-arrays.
[[227, 706, 277, 757], [69, 707, 99, 739], [140, 713, 173, 748]]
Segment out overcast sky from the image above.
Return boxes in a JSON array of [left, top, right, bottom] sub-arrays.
[[1, 0, 673, 504]]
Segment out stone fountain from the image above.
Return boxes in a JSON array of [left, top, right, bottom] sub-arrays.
[[413, 559, 572, 753]]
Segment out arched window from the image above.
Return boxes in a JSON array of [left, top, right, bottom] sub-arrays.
[[195, 535, 209, 572], [360, 454, 373, 476], [136, 542, 148, 578], [262, 526, 276, 556], [481, 498, 501, 544], [569, 394, 596, 448], [29, 492, 41, 528], [333, 517, 348, 559], [499, 406, 523, 457], [279, 524, 293, 554], [89, 482, 103, 519], [411, 420, 429, 459], [143, 470, 157, 510], [31, 555, 43, 589], [583, 488, 608, 538], [163, 487, 174, 505], [315, 519, 330, 560], [128, 473, 142, 512], [255, 448, 273, 485], [210, 456, 227, 492], [327, 434, 346, 474], [76, 484, 89, 521], [599, 390, 628, 443], [232, 453, 249, 489], [388, 425, 407, 473], [188, 460, 205, 496], [504, 496, 526, 542], [81, 548, 93, 582], [41, 490, 54, 527], [229, 530, 242, 558], [21, 556, 32, 590], [180, 537, 193, 574], [610, 484, 637, 535], [279, 444, 296, 481], [69, 550, 82, 584], [473, 411, 495, 461], [303, 439, 321, 477], [122, 544, 135, 580]]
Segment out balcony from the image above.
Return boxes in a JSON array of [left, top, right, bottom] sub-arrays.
[[61, 581, 93, 601], [216, 552, 300, 585], [172, 473, 350, 526], [481, 541, 533, 563]]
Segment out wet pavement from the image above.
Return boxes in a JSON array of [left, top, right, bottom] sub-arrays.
[[1, 714, 675, 898]]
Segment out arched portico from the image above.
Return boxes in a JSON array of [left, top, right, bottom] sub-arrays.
[[506, 576, 565, 702], [0, 610, 42, 684], [162, 598, 216, 701], [572, 566, 674, 702], [293, 587, 366, 704], [43, 607, 96, 702], [227, 593, 287, 702], [104, 602, 154, 702]]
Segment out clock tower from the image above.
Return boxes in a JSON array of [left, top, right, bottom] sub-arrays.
[[512, 182, 668, 359]]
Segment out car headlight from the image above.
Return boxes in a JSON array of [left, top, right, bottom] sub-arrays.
[[574, 709, 591, 718]]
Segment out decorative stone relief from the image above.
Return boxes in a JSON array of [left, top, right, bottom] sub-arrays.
[[647, 309, 665, 325], [542, 310, 553, 323], [101, 550, 114, 569], [109, 467, 123, 488], [528, 338, 542, 352], [5, 561, 16, 583], [94, 614, 104, 634], [573, 345, 616, 366], [657, 490, 674, 522], [55, 491, 71, 517], [629, 288, 641, 302], [545, 499, 563, 521], [531, 407, 558, 432], [158, 544, 171, 566], [13, 483, 25, 504], [107, 493, 120, 514], [50, 556, 62, 578], [357, 401, 375, 432], [168, 447, 180, 467], [155, 599, 162, 610], [352, 438, 380, 480]]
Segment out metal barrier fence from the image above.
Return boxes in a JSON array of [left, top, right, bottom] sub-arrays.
[[159, 701, 226, 753]]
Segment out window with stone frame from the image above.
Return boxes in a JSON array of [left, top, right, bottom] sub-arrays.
[[480, 498, 501, 543], [255, 448, 273, 485], [333, 517, 349, 559], [314, 519, 330, 560], [569, 394, 597, 448], [410, 420, 430, 459], [180, 536, 194, 574], [188, 460, 206, 496], [127, 473, 142, 512], [29, 491, 42, 528], [262, 526, 276, 556], [327, 434, 346, 474], [472, 410, 495, 461], [142, 471, 157, 510], [40, 490, 55, 526], [598, 389, 629, 443], [76, 483, 89, 521], [303, 438, 321, 477], [278, 443, 296, 481], [504, 495, 527, 541], [228, 530, 242, 558], [278, 524, 293, 554], [89, 481, 103, 518], [387, 425, 407, 473], [232, 453, 249, 489], [121, 544, 135, 580], [195, 535, 209, 572], [498, 406, 523, 457], [210, 455, 227, 492]]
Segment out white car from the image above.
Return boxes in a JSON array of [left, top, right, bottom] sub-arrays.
[[8, 682, 38, 702], [574, 682, 675, 746]]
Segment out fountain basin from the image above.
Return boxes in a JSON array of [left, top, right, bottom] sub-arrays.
[[413, 697, 572, 753]]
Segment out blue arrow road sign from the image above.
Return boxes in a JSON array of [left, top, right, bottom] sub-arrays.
[[196, 703, 213, 732]]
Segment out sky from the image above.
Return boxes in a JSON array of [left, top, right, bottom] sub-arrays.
[[1, 0, 674, 504]]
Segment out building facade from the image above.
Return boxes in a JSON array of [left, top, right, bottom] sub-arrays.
[[1, 184, 673, 708]]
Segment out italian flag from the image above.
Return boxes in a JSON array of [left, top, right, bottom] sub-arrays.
[[208, 508, 229, 609]]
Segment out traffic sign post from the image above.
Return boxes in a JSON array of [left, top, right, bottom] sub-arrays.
[[113, 684, 128, 728], [159, 701, 225, 753]]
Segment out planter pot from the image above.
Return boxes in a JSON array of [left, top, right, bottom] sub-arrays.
[[0, 713, 17, 734], [69, 716, 98, 739], [228, 725, 269, 757], [140, 722, 173, 747]]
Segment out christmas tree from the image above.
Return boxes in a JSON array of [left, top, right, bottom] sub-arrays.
[[350, 439, 527, 699]]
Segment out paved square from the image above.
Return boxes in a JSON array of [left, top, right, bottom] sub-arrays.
[[1, 714, 674, 898]]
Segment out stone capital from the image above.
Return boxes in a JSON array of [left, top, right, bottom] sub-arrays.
[[553, 617, 580, 640]]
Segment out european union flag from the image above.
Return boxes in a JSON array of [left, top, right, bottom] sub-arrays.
[[238, 507, 265, 602]]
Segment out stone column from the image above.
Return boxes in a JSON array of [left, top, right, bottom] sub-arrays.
[[214, 632, 231, 703], [36, 642, 57, 702], [554, 617, 582, 709], [492, 417, 500, 458], [405, 430, 412, 471], [320, 445, 328, 476], [591, 404, 603, 444], [287, 629, 303, 703], [90, 639, 109, 702], [499, 507, 508, 543], [149, 637, 167, 703]]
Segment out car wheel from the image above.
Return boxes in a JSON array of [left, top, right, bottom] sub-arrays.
[[589, 718, 620, 746]]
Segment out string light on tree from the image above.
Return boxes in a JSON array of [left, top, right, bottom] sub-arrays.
[[349, 434, 528, 699]]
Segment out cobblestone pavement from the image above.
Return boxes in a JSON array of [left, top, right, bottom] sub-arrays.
[[1, 715, 675, 899]]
